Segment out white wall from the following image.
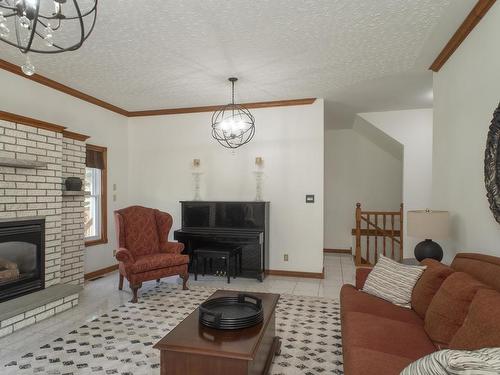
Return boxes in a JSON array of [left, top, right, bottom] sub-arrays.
[[432, 4, 500, 263], [324, 126, 403, 250], [127, 100, 325, 273], [0, 69, 129, 273], [360, 109, 433, 258]]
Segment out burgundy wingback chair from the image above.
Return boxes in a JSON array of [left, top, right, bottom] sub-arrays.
[[114, 206, 189, 302]]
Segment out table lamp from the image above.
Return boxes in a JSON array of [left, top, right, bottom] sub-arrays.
[[407, 209, 449, 262]]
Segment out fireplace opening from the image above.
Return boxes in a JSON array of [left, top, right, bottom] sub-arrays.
[[0, 218, 45, 303]]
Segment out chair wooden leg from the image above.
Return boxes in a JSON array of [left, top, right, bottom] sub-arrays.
[[130, 282, 142, 303], [118, 274, 124, 290], [181, 272, 189, 290]]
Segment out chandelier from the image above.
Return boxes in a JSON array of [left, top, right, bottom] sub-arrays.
[[211, 77, 256, 149], [0, 0, 98, 75]]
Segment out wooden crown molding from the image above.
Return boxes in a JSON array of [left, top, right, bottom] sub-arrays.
[[0, 59, 128, 116], [430, 0, 496, 72], [0, 58, 316, 117], [126, 98, 317, 117], [62, 130, 91, 142], [0, 110, 66, 133]]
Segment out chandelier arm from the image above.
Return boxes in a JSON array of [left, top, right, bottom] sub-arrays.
[[0, 4, 16, 12], [35, 3, 97, 21], [13, 0, 40, 54], [1, 10, 17, 16], [71, 0, 85, 49], [11, 5, 97, 54]]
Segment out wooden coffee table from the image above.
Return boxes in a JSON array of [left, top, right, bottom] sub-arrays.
[[154, 290, 281, 375]]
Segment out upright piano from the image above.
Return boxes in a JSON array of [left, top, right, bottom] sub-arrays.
[[174, 201, 270, 281]]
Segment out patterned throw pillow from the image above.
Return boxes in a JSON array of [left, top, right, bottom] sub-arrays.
[[400, 348, 500, 375], [362, 255, 426, 308]]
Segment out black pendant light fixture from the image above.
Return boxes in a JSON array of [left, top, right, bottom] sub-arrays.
[[0, 0, 98, 76], [211, 77, 256, 149]]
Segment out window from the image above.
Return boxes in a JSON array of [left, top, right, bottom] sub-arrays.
[[84, 144, 107, 246]]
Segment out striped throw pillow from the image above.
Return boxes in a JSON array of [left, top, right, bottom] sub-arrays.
[[362, 254, 426, 308], [400, 348, 500, 375]]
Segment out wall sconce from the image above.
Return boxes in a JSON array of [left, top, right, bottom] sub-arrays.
[[193, 159, 200, 168], [255, 157, 264, 167]]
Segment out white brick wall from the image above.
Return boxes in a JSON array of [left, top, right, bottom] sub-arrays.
[[0, 119, 63, 286], [0, 120, 85, 336], [61, 137, 86, 285]]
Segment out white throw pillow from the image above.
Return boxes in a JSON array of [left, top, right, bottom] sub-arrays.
[[362, 254, 426, 308], [400, 348, 500, 375]]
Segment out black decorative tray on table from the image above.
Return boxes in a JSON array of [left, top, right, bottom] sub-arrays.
[[199, 293, 264, 330]]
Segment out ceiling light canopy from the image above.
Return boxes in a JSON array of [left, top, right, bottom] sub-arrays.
[[211, 77, 255, 149], [0, 0, 97, 75]]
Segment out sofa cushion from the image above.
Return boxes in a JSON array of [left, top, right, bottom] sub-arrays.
[[342, 346, 413, 375], [342, 312, 436, 360], [451, 253, 500, 292], [131, 253, 189, 274], [363, 255, 426, 308], [449, 289, 500, 350], [424, 272, 488, 346], [340, 284, 423, 326], [412, 259, 454, 319]]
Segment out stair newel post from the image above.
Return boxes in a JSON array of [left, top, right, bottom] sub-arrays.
[[399, 203, 404, 262], [355, 203, 361, 266]]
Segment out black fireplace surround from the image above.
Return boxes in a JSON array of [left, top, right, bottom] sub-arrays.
[[0, 218, 45, 303]]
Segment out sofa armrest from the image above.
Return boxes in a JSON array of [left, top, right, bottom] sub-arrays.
[[356, 267, 373, 289], [160, 241, 184, 254], [115, 248, 135, 264]]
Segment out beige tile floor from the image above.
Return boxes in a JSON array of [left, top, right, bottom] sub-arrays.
[[0, 253, 354, 365]]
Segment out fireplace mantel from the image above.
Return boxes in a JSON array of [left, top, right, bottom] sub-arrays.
[[0, 157, 48, 169]]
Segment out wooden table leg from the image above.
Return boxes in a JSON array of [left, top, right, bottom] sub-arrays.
[[262, 337, 281, 375]]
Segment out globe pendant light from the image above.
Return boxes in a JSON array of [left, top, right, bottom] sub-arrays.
[[211, 77, 256, 149], [0, 0, 98, 75]]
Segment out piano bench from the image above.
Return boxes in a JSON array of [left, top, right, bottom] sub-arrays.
[[193, 247, 242, 284]]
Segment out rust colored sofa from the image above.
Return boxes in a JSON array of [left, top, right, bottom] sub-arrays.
[[340, 253, 500, 375], [114, 206, 189, 303]]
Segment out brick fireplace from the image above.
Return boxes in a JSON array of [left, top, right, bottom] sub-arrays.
[[0, 117, 87, 337]]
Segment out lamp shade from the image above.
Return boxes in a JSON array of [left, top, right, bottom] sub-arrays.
[[407, 210, 449, 240]]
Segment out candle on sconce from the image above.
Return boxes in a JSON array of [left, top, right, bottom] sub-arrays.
[[255, 157, 264, 167]]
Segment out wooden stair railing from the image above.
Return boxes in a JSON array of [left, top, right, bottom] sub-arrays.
[[354, 203, 403, 266]]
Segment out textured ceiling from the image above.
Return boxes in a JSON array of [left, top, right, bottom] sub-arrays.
[[0, 0, 476, 127]]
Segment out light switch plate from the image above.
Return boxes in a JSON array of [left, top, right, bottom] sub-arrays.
[[305, 194, 315, 203]]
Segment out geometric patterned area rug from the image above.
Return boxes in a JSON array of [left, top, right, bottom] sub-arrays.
[[3, 283, 343, 374]]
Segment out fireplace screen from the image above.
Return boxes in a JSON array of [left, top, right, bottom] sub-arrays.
[[0, 218, 45, 302]]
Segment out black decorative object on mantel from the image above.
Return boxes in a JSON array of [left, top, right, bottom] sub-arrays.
[[485, 102, 500, 224], [65, 177, 83, 192]]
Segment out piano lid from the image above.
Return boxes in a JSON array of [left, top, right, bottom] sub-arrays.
[[181, 201, 268, 230]]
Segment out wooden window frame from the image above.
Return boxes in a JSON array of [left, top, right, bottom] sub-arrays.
[[85, 144, 108, 247]]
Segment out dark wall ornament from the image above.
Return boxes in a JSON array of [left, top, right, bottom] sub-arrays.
[[484, 102, 500, 224]]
